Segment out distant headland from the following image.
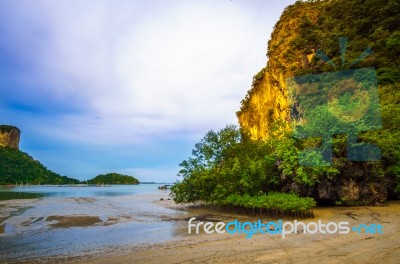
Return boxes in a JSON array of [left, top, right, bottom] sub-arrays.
[[0, 125, 140, 185]]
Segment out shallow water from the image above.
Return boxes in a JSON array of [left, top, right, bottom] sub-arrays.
[[0, 184, 165, 200], [0, 185, 186, 261]]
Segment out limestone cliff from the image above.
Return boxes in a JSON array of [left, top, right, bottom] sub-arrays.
[[237, 2, 320, 139], [237, 0, 399, 139], [236, 0, 400, 204], [0, 125, 80, 185], [0, 125, 20, 150]]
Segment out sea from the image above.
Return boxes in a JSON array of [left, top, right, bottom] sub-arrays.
[[0, 184, 168, 200], [0, 184, 186, 261]]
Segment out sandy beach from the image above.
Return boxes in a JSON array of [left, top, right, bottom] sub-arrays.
[[64, 202, 400, 264], [1, 193, 399, 264]]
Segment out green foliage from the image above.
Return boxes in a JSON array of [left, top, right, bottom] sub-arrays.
[[172, 125, 243, 203], [87, 173, 139, 184], [221, 192, 316, 217], [178, 124, 241, 177], [252, 67, 266, 87], [171, 125, 317, 215], [0, 147, 79, 185], [173, 0, 400, 209], [0, 125, 19, 133], [240, 0, 400, 199], [274, 128, 339, 187], [386, 31, 400, 52]]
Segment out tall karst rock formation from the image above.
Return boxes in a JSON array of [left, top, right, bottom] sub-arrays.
[[237, 0, 399, 140], [0, 125, 20, 150]]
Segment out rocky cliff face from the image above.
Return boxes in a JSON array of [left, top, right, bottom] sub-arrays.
[[237, 0, 399, 139], [236, 0, 400, 204], [0, 125, 20, 150], [237, 2, 320, 139]]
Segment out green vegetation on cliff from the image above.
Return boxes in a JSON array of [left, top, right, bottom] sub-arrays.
[[170, 125, 317, 215], [0, 147, 79, 185], [87, 173, 139, 185], [172, 0, 400, 208], [0, 125, 19, 133]]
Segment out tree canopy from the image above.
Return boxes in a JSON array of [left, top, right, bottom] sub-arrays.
[[0, 147, 79, 185], [87, 173, 139, 185], [172, 0, 400, 208]]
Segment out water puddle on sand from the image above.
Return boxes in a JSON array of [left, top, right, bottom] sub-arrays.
[[0, 193, 187, 261], [46, 215, 102, 228]]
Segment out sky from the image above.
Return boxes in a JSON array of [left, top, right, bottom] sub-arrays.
[[0, 0, 296, 183]]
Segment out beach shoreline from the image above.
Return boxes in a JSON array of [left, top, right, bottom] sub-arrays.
[[2, 195, 399, 264]]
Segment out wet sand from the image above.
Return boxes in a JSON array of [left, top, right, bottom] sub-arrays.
[[46, 215, 102, 228], [0, 192, 184, 262], [69, 201, 400, 264], [1, 196, 400, 263]]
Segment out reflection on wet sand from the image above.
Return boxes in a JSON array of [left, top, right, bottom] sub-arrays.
[[0, 192, 185, 262], [46, 215, 102, 228], [2, 193, 400, 264], [73, 201, 400, 264]]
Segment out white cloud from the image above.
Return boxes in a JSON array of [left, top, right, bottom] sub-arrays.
[[2, 0, 282, 144], [0, 0, 297, 180]]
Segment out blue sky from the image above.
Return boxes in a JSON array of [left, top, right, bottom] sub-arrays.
[[0, 0, 296, 182]]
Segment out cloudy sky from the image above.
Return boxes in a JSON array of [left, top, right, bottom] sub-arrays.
[[0, 0, 296, 182]]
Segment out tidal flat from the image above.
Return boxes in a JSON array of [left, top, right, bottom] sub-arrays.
[[56, 201, 400, 264], [1, 186, 400, 264], [0, 185, 186, 262]]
